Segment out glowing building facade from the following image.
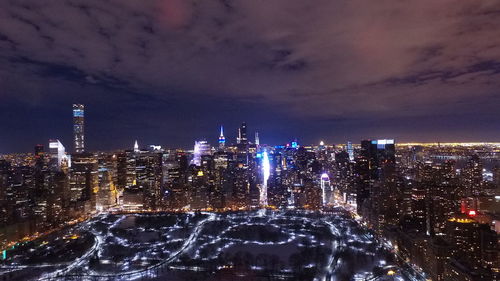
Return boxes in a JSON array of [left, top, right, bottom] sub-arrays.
[[347, 141, 354, 161], [320, 173, 332, 206], [49, 139, 68, 170], [260, 150, 270, 207], [192, 140, 211, 166], [134, 140, 139, 153], [218, 126, 225, 149], [73, 104, 85, 153]]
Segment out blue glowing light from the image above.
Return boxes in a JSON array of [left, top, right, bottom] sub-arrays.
[[73, 109, 84, 117]]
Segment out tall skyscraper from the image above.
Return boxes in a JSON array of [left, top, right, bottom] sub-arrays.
[[255, 132, 260, 146], [134, 140, 139, 153], [73, 104, 85, 153], [69, 153, 98, 211], [356, 139, 396, 213], [49, 139, 68, 170], [347, 141, 354, 161], [192, 140, 211, 166], [238, 122, 247, 145], [320, 173, 332, 206], [259, 150, 270, 207], [218, 126, 225, 149]]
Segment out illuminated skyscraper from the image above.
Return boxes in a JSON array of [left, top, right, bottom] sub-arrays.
[[73, 104, 85, 153], [260, 150, 270, 207], [134, 140, 139, 153], [49, 139, 68, 170], [320, 173, 332, 206], [347, 141, 354, 161], [192, 140, 211, 166], [255, 132, 260, 146], [218, 126, 225, 149], [356, 139, 396, 213], [238, 122, 247, 144]]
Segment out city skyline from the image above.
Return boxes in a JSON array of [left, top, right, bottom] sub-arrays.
[[1, 103, 499, 154], [0, 2, 499, 280], [1, 115, 498, 280], [1, 1, 500, 152], [4, 109, 500, 155]]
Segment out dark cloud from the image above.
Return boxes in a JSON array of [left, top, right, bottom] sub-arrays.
[[0, 0, 499, 152]]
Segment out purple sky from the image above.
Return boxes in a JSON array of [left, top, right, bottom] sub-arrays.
[[0, 0, 499, 152]]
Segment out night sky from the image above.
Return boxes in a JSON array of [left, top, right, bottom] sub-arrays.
[[1, 0, 499, 153]]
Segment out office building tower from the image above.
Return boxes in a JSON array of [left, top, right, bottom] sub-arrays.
[[117, 151, 137, 190], [356, 139, 396, 214], [135, 152, 163, 210], [49, 139, 68, 170], [362, 139, 396, 180], [69, 153, 98, 212], [73, 104, 85, 153], [259, 150, 270, 207], [462, 155, 483, 197], [255, 132, 260, 146], [34, 144, 44, 157], [0, 160, 12, 226], [218, 126, 225, 149], [494, 165, 500, 189], [134, 140, 139, 153], [238, 122, 247, 145], [192, 140, 211, 166], [320, 173, 332, 206], [347, 141, 354, 161], [232, 165, 250, 209]]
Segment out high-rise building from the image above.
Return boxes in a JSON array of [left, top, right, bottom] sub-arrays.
[[192, 140, 211, 166], [494, 165, 500, 189], [320, 173, 332, 206], [69, 153, 98, 212], [73, 104, 85, 153], [0, 160, 12, 227], [134, 140, 139, 153], [259, 150, 270, 207], [218, 126, 225, 149], [347, 141, 354, 161], [49, 139, 68, 170], [238, 122, 247, 145], [255, 132, 260, 146], [34, 144, 44, 157], [356, 139, 396, 216], [462, 155, 483, 197], [135, 152, 163, 210]]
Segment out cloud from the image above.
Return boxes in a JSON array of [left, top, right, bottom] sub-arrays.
[[0, 0, 499, 151]]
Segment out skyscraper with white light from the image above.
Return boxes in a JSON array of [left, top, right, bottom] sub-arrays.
[[49, 139, 68, 170], [260, 150, 270, 207], [192, 140, 211, 166]]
